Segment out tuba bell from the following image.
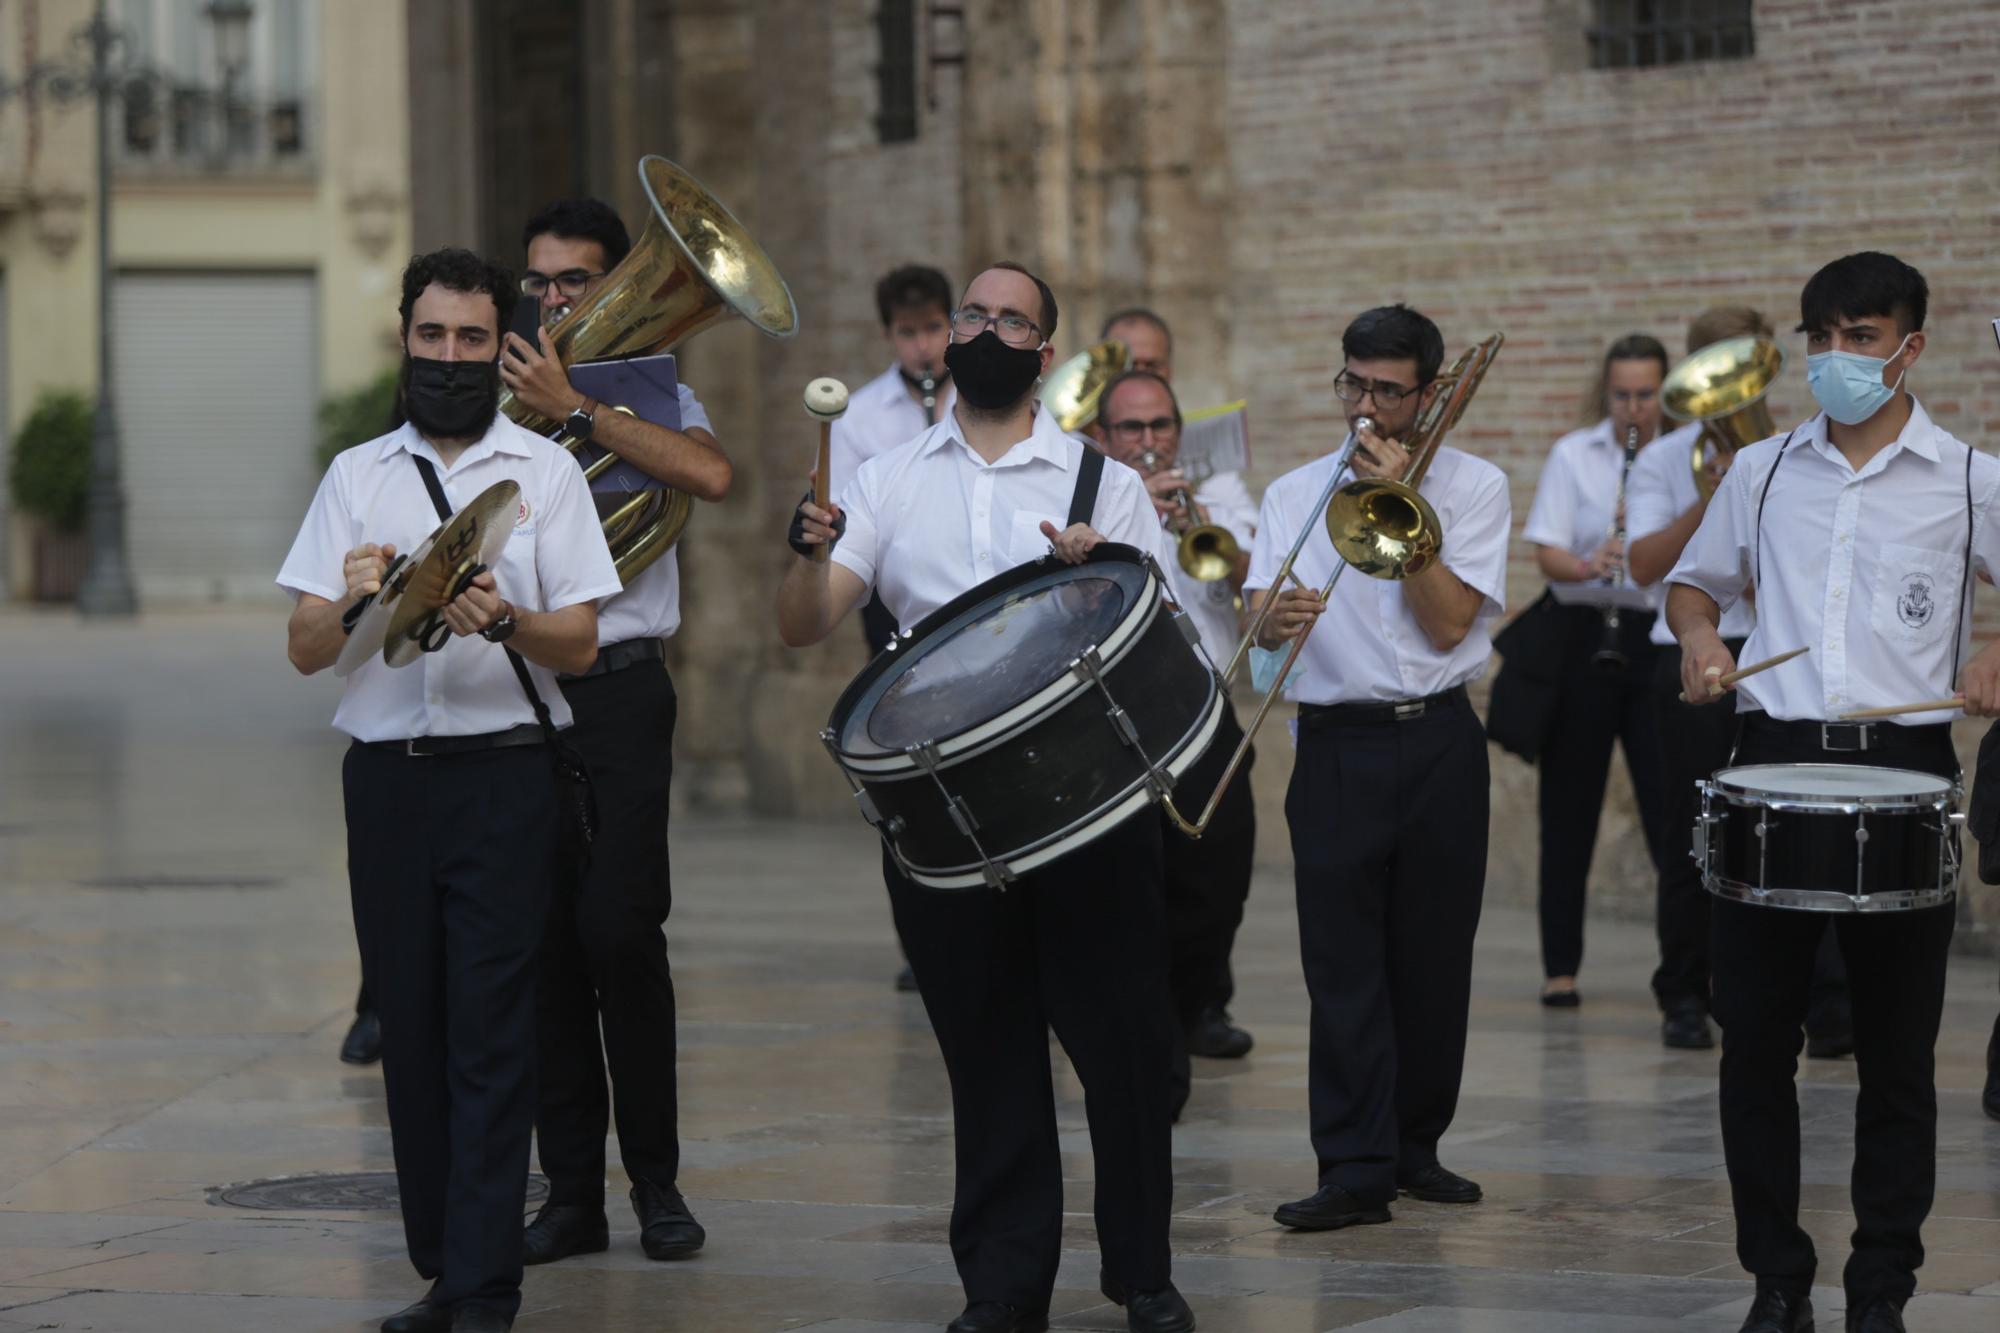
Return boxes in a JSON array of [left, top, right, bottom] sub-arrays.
[[1038, 340, 1129, 433], [1661, 334, 1784, 502], [501, 155, 799, 582]]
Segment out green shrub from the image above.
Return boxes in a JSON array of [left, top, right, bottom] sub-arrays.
[[316, 368, 402, 471], [8, 390, 95, 534]]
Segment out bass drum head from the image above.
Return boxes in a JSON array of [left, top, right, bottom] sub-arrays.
[[1714, 763, 1951, 804], [836, 556, 1149, 757]]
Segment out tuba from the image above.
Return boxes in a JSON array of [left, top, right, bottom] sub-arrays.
[[501, 155, 799, 582], [1661, 334, 1784, 502], [1038, 340, 1129, 433]]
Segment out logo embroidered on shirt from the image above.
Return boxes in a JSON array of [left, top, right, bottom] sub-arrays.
[[1897, 571, 1936, 628], [515, 499, 533, 529]]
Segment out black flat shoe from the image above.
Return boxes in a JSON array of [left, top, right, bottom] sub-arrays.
[[945, 1301, 1048, 1333], [1100, 1277, 1196, 1333], [1540, 987, 1581, 1008], [1806, 1029, 1854, 1059], [1397, 1162, 1482, 1204], [520, 1201, 608, 1266], [1662, 1001, 1715, 1050], [1982, 1016, 1999, 1122], [1738, 1285, 1814, 1332], [632, 1180, 705, 1259], [1845, 1299, 1905, 1332], [450, 1308, 512, 1333], [341, 1010, 383, 1065], [896, 963, 921, 992], [1272, 1182, 1391, 1231], [1187, 1006, 1253, 1059], [379, 1285, 450, 1333]]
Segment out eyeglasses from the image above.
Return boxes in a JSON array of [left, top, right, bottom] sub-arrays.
[[951, 307, 1043, 348], [1105, 417, 1178, 443], [520, 270, 607, 299], [1333, 371, 1419, 408]]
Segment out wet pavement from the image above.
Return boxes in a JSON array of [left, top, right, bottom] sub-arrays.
[[1, 607, 1996, 1332]]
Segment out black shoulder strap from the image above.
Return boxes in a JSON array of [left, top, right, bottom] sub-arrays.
[[412, 454, 452, 521], [1951, 440, 1975, 687], [1751, 426, 1800, 591], [1067, 445, 1107, 528]]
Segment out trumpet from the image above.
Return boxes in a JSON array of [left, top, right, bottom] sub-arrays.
[[1590, 424, 1642, 674], [1139, 447, 1240, 583], [1166, 334, 1505, 838]]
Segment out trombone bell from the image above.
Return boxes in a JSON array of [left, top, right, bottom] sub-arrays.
[[1326, 479, 1442, 579]]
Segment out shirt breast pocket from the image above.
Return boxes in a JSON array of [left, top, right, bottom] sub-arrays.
[[1008, 511, 1064, 567], [1870, 541, 1960, 644]]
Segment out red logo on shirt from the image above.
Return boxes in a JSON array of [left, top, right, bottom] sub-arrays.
[[515, 500, 533, 529]]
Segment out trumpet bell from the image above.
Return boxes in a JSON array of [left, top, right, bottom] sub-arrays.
[[1179, 524, 1239, 582], [1326, 478, 1441, 579], [1039, 341, 1129, 433]]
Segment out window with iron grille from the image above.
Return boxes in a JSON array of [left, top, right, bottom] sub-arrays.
[[1588, 0, 1755, 70], [877, 0, 919, 143]]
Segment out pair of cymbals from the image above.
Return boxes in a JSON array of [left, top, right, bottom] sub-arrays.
[[334, 480, 522, 676]]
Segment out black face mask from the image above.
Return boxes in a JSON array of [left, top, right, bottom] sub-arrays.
[[402, 354, 501, 441], [943, 329, 1043, 411]]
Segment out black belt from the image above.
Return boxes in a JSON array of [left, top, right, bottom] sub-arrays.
[[1298, 685, 1468, 729], [560, 636, 665, 681], [1740, 710, 1952, 756], [361, 723, 546, 758]]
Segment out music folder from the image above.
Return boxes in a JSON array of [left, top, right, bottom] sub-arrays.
[[565, 354, 684, 494]]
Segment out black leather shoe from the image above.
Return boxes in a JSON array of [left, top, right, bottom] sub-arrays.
[[341, 1010, 383, 1065], [1100, 1277, 1195, 1332], [1806, 1027, 1854, 1059], [520, 1202, 608, 1266], [1187, 1006, 1253, 1059], [1662, 1001, 1715, 1050], [1844, 1299, 1905, 1332], [1272, 1182, 1391, 1231], [1983, 1015, 2000, 1122], [1738, 1285, 1814, 1332], [379, 1285, 449, 1333], [632, 1179, 705, 1259], [450, 1308, 512, 1333], [896, 963, 920, 992], [1397, 1162, 1482, 1204], [945, 1301, 1048, 1333]]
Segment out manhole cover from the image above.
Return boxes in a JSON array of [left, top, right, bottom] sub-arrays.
[[211, 1171, 550, 1210], [78, 874, 282, 890]]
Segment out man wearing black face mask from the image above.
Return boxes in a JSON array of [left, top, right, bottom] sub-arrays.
[[779, 264, 1196, 1333], [279, 247, 620, 1333]]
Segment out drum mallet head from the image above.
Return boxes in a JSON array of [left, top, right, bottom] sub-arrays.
[[805, 377, 850, 422]]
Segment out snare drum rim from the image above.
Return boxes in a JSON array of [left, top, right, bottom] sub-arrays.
[[1708, 762, 1954, 813], [1704, 875, 1957, 913]]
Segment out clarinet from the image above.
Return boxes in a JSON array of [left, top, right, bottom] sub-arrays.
[[919, 368, 940, 426], [1590, 423, 1642, 674]]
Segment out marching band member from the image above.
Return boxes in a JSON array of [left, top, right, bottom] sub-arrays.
[[498, 198, 726, 1268], [1667, 251, 2000, 1333], [1249, 305, 1510, 1230], [280, 248, 620, 1333], [778, 263, 1196, 1333], [1519, 335, 1673, 1006], [1102, 307, 1173, 379], [1091, 368, 1258, 1116]]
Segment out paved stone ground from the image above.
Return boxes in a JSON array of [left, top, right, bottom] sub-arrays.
[[1, 607, 1996, 1332]]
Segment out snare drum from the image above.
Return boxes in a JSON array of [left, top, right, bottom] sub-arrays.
[[1694, 763, 1962, 912], [822, 543, 1223, 890]]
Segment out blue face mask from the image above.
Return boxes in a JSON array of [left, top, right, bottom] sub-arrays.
[[1805, 333, 1911, 426]]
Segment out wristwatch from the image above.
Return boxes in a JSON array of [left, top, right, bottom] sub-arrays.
[[480, 603, 519, 644], [565, 395, 599, 442]]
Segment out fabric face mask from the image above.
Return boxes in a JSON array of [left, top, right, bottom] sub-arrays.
[[1805, 333, 1911, 426], [404, 355, 502, 440], [943, 329, 1043, 411]]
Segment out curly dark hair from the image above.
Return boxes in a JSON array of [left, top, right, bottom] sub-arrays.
[[397, 247, 518, 334]]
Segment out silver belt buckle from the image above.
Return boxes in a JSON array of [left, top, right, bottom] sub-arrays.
[[405, 738, 427, 757], [1392, 699, 1427, 722], [1820, 721, 1870, 752]]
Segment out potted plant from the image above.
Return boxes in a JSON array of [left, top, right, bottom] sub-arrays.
[[7, 390, 94, 601]]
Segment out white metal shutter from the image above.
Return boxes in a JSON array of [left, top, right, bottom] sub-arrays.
[[113, 271, 318, 601]]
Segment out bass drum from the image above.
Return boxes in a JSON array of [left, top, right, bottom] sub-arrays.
[[823, 544, 1222, 889]]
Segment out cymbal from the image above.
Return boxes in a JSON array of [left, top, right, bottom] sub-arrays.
[[380, 480, 524, 669], [332, 536, 425, 677]]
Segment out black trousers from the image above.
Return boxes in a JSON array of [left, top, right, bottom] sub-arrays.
[[886, 814, 1175, 1310], [344, 741, 557, 1320], [1649, 639, 1744, 1011], [1289, 693, 1488, 1204], [1537, 607, 1668, 979], [538, 659, 680, 1205], [1714, 715, 1957, 1306]]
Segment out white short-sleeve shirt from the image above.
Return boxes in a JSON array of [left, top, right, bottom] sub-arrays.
[[1172, 469, 1258, 665], [278, 418, 622, 741], [1667, 400, 2000, 724], [831, 403, 1178, 635], [1522, 417, 1635, 559], [828, 363, 954, 502], [592, 382, 714, 646], [1626, 421, 1755, 647], [1243, 444, 1511, 704]]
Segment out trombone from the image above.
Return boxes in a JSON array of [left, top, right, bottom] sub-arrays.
[[1162, 333, 1505, 839]]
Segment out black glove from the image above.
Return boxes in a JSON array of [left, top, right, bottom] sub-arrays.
[[787, 489, 846, 558]]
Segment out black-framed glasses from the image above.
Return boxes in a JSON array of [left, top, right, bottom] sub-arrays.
[[1333, 371, 1422, 407], [1105, 417, 1178, 443], [520, 270, 607, 299], [951, 307, 1043, 348]]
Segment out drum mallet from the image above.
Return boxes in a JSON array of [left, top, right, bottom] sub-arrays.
[[803, 377, 850, 563], [1678, 645, 1809, 703]]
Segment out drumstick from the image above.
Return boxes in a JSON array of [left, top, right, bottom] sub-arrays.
[[1837, 699, 1964, 720], [1678, 645, 1809, 702], [802, 378, 850, 563]]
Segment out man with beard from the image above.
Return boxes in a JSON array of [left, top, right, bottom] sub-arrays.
[[1251, 305, 1510, 1232], [280, 247, 620, 1333], [496, 196, 726, 1270], [778, 263, 1197, 1333]]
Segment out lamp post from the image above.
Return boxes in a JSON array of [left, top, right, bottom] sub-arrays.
[[205, 0, 253, 159]]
